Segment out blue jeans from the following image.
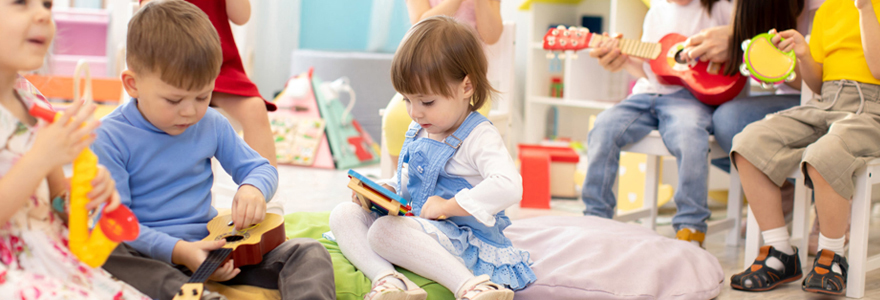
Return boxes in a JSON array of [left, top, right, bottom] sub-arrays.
[[710, 94, 801, 173], [582, 89, 714, 232]]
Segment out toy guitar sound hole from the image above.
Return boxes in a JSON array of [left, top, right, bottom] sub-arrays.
[[674, 48, 687, 64], [224, 235, 244, 242]]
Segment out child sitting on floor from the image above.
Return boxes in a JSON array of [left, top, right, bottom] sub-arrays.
[[92, 1, 335, 299], [329, 16, 535, 300]]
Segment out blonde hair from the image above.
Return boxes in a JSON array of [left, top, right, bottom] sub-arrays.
[[391, 16, 496, 111], [126, 0, 222, 91]]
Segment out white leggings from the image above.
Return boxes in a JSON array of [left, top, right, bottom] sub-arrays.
[[328, 202, 475, 293]]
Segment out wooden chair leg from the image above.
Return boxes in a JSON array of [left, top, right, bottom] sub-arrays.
[[642, 154, 660, 230], [726, 167, 743, 246], [846, 168, 872, 298], [791, 173, 810, 269], [744, 206, 762, 269]]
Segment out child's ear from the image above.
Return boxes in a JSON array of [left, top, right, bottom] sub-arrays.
[[121, 70, 139, 99], [460, 75, 474, 100]]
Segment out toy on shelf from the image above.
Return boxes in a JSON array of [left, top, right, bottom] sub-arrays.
[[271, 116, 326, 166], [347, 170, 413, 216], [739, 32, 797, 89], [543, 25, 747, 105], [28, 61, 139, 268]]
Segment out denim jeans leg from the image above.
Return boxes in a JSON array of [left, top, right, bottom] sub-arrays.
[[655, 90, 714, 232], [710, 95, 801, 172], [582, 94, 659, 218]]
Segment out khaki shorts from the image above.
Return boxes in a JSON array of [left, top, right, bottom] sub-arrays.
[[731, 80, 880, 199]]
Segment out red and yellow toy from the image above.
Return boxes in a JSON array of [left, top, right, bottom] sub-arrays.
[[29, 93, 139, 268]]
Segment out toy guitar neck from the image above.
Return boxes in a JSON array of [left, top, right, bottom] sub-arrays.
[[172, 213, 286, 300], [543, 26, 662, 60]]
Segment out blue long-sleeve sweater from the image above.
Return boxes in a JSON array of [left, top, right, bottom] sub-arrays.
[[91, 99, 278, 264]]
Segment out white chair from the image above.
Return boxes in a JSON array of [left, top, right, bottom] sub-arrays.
[[614, 132, 743, 246], [739, 85, 880, 298]]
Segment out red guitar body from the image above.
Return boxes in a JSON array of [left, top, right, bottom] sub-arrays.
[[543, 27, 747, 105], [649, 34, 747, 106]]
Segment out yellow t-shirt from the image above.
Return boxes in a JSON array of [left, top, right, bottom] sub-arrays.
[[809, 0, 880, 85]]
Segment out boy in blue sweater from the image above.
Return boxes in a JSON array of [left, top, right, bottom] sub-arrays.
[[94, 1, 335, 299]]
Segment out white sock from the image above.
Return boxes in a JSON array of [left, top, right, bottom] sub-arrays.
[[761, 227, 794, 271], [818, 233, 846, 274]]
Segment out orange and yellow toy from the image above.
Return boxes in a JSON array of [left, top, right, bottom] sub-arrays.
[[30, 100, 140, 268]]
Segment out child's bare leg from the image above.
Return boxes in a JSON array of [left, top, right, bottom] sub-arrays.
[[211, 92, 277, 166], [734, 153, 786, 229], [805, 163, 850, 239]]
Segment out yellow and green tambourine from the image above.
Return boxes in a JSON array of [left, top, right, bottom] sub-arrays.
[[740, 32, 797, 88]]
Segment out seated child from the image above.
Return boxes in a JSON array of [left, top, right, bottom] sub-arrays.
[[329, 16, 534, 300], [730, 0, 880, 295], [582, 0, 733, 246], [92, 1, 334, 299]]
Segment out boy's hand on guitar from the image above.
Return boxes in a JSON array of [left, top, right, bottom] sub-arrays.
[[770, 29, 809, 58], [29, 100, 99, 171], [173, 240, 241, 282], [86, 165, 121, 213], [232, 184, 266, 230], [589, 33, 629, 72]]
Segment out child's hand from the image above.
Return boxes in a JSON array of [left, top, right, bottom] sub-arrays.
[[419, 196, 449, 220], [231, 185, 266, 230], [589, 33, 629, 72], [30, 100, 99, 170], [173, 240, 240, 282], [855, 0, 873, 10], [85, 165, 121, 213], [770, 29, 809, 58]]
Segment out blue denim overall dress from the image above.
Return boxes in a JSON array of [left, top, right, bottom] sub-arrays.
[[397, 112, 536, 290]]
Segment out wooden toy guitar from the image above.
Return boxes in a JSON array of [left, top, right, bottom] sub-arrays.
[[739, 32, 796, 88], [543, 26, 747, 105], [173, 212, 286, 300], [347, 169, 413, 216]]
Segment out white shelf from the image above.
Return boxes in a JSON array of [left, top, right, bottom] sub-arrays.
[[523, 0, 648, 144], [529, 96, 615, 109]]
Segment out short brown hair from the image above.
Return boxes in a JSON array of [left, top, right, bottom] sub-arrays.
[[391, 16, 495, 111], [127, 0, 222, 91]]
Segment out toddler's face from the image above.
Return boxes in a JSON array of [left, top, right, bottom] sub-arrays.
[[124, 71, 213, 136], [401, 78, 474, 139], [0, 0, 55, 72]]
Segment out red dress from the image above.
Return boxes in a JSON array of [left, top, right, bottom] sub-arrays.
[[186, 0, 277, 111]]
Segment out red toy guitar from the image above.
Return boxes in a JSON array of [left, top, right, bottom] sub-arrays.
[[543, 26, 746, 105]]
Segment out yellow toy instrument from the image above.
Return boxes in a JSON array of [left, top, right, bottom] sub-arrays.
[[29, 61, 140, 268]]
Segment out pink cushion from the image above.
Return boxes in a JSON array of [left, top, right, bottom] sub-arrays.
[[507, 216, 723, 300]]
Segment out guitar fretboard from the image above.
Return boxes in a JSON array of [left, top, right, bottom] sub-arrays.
[[589, 34, 662, 60], [188, 248, 233, 283]]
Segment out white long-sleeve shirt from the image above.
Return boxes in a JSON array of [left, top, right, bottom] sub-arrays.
[[379, 122, 521, 227]]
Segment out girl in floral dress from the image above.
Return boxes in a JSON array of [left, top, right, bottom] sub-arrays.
[[0, 0, 149, 299]]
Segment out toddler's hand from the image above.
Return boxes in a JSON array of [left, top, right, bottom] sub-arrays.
[[86, 165, 121, 213], [682, 26, 731, 62], [30, 100, 99, 170], [232, 185, 266, 230], [770, 29, 809, 58], [419, 196, 448, 220], [173, 240, 240, 282], [589, 33, 628, 72]]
